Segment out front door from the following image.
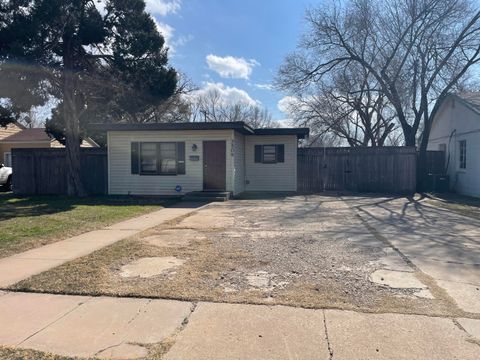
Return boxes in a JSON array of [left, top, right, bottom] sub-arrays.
[[203, 141, 226, 191]]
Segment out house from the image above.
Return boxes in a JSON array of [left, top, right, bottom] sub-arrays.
[[0, 124, 98, 167], [428, 93, 480, 197], [0, 122, 25, 166], [93, 122, 309, 196]]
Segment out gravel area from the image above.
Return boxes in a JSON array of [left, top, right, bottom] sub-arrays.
[[202, 197, 415, 308]]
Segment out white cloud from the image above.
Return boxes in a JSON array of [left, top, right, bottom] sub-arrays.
[[254, 83, 274, 91], [275, 119, 295, 128], [206, 55, 260, 79], [277, 95, 298, 114], [187, 82, 259, 107], [154, 20, 174, 47], [145, 0, 181, 16]]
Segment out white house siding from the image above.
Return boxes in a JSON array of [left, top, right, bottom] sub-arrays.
[[428, 97, 480, 197], [233, 132, 245, 195], [108, 130, 235, 195], [244, 135, 298, 192]]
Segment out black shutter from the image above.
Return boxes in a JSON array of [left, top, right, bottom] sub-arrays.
[[254, 145, 262, 163], [131, 142, 140, 174], [177, 142, 186, 174], [277, 144, 285, 163]]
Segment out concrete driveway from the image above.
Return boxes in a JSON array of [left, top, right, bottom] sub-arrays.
[[348, 195, 480, 315]]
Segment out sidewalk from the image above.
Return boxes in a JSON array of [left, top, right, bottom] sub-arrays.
[[0, 291, 478, 359], [0, 202, 204, 288]]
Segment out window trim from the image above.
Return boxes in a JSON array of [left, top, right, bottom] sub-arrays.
[[139, 142, 178, 176], [458, 140, 467, 170]]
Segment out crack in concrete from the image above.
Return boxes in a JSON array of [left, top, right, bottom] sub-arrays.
[[157, 302, 198, 359], [322, 310, 334, 360], [452, 318, 467, 333], [16, 297, 93, 346], [94, 341, 125, 357], [181, 302, 198, 329], [452, 319, 480, 348]]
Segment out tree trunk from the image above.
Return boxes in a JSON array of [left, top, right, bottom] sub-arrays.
[[416, 116, 433, 192], [403, 126, 417, 147], [63, 35, 87, 197]]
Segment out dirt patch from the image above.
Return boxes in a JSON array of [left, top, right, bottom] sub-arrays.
[[9, 197, 463, 317]]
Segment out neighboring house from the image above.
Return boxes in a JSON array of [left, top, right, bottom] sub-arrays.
[[0, 125, 98, 167], [94, 122, 309, 196], [428, 93, 480, 197], [0, 122, 25, 166]]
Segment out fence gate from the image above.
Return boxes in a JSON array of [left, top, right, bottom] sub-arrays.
[[297, 147, 417, 194]]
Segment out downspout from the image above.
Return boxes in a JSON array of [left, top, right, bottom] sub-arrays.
[[445, 129, 456, 173]]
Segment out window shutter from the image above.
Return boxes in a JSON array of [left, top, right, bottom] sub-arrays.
[[131, 142, 139, 174], [254, 145, 262, 163], [177, 142, 186, 174], [277, 144, 285, 163]]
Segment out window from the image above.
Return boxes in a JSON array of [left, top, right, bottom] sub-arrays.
[[3, 152, 11, 167], [158, 143, 177, 174], [140, 143, 158, 173], [131, 142, 185, 175], [459, 140, 466, 169], [254, 144, 285, 164], [262, 145, 277, 163]]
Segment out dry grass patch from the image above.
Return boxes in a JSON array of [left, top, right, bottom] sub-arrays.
[[0, 347, 79, 360], [425, 193, 480, 221]]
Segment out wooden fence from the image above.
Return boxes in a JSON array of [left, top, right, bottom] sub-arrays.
[[12, 148, 108, 195], [297, 147, 417, 194]]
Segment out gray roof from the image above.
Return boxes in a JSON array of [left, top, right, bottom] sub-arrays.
[[90, 121, 309, 139]]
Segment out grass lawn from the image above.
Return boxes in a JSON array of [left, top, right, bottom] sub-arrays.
[[0, 192, 178, 259]]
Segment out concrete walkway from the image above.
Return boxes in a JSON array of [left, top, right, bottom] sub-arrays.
[[0, 291, 478, 359], [0, 203, 204, 288]]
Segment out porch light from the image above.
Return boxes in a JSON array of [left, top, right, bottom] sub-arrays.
[[192, 144, 198, 152]]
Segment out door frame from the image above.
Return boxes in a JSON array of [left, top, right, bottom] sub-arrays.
[[203, 140, 227, 191]]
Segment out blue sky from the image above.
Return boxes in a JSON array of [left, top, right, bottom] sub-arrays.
[[148, 0, 312, 122]]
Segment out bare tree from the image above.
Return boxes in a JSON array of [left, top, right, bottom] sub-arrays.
[[188, 88, 278, 128], [278, 0, 480, 184], [280, 65, 398, 147]]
